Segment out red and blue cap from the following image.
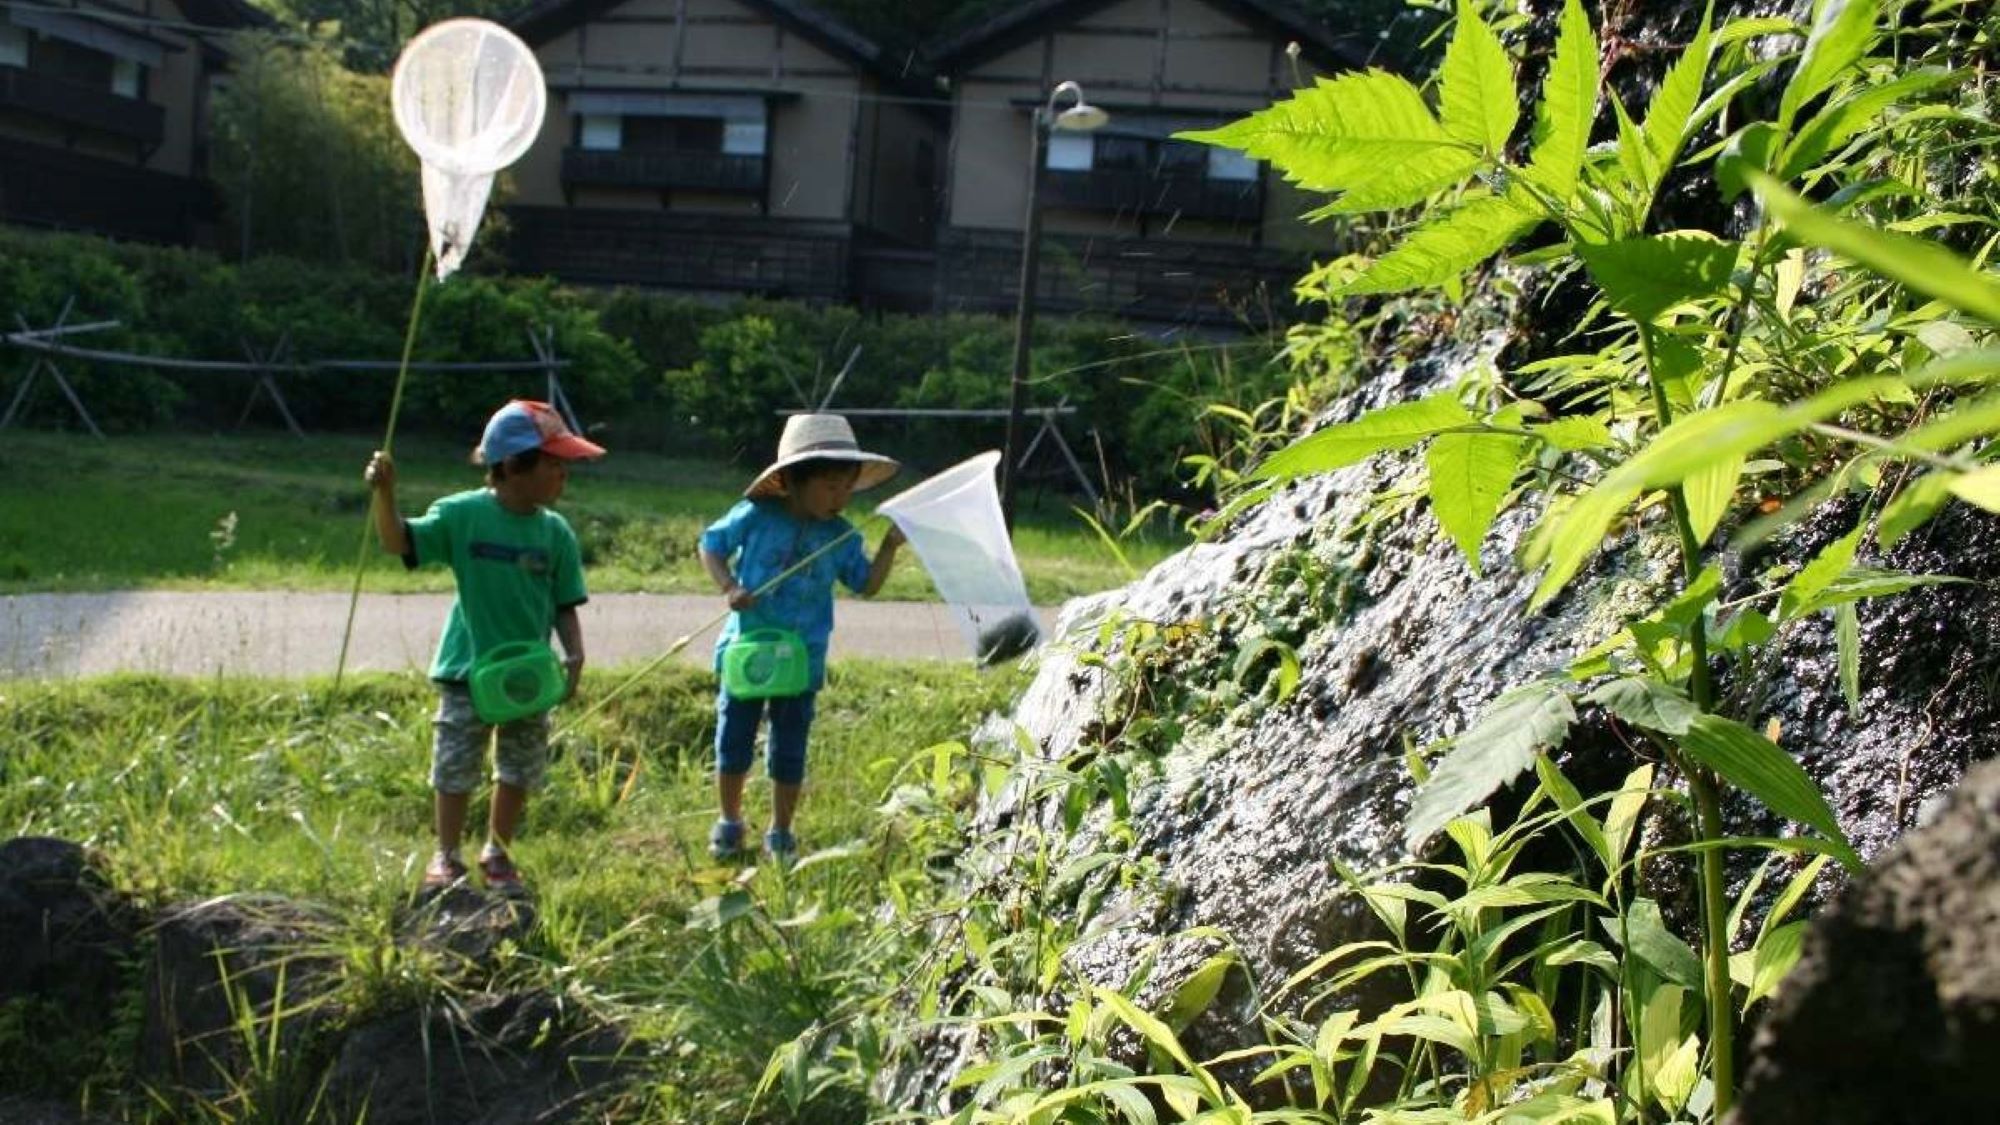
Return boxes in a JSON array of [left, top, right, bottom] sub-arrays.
[[479, 400, 606, 464]]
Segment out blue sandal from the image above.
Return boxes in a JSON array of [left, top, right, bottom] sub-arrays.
[[708, 818, 745, 859], [763, 827, 798, 865]]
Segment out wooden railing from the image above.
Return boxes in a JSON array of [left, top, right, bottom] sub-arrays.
[[560, 148, 765, 194], [0, 136, 202, 243], [0, 67, 163, 144]]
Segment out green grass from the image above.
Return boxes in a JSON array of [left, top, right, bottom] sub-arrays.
[[0, 661, 1026, 1120], [0, 431, 1183, 602]]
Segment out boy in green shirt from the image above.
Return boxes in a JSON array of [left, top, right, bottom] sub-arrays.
[[364, 400, 604, 893]]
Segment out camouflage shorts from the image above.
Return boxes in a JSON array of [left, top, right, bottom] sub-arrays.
[[430, 682, 549, 793]]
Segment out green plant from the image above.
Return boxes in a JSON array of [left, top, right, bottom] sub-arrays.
[[1176, 0, 1999, 1113]]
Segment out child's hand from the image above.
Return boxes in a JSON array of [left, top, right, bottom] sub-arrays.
[[725, 584, 757, 611], [883, 525, 907, 549], [562, 653, 583, 700], [364, 451, 396, 491]]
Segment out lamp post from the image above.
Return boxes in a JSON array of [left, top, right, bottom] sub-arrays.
[[1001, 80, 1107, 526]]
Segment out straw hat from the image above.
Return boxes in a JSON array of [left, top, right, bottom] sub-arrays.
[[745, 413, 900, 499]]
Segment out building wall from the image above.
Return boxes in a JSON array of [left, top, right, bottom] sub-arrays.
[[517, 0, 866, 223], [943, 0, 1297, 245]]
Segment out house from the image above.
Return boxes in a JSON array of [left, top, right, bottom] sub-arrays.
[[0, 0, 266, 244], [925, 0, 1366, 328], [504, 0, 946, 307]]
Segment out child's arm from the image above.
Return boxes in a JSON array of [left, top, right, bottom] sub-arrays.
[[363, 451, 410, 556], [860, 525, 905, 597], [700, 547, 757, 610], [554, 605, 585, 699]]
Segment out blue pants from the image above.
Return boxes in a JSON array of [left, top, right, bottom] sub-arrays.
[[715, 690, 817, 784]]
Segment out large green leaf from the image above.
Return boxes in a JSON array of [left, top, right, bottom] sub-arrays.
[[1877, 472, 1955, 549], [1440, 0, 1518, 158], [1406, 683, 1577, 849], [1575, 233, 1739, 323], [1605, 900, 1704, 990], [1342, 189, 1545, 296], [1308, 146, 1484, 216], [1589, 676, 1700, 736], [1677, 714, 1863, 872], [1177, 70, 1459, 194], [1523, 0, 1598, 202], [1778, 0, 1882, 129], [1252, 391, 1472, 482], [1682, 451, 1743, 543], [1947, 463, 2000, 512], [1524, 478, 1641, 610], [1750, 173, 2000, 325], [1427, 430, 1528, 572], [1640, 7, 1714, 183]]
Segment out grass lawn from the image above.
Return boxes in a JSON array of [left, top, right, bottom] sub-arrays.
[[0, 430, 1182, 602], [0, 662, 1028, 1119]]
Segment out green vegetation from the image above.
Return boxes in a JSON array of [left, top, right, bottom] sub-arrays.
[[0, 662, 1025, 1119], [0, 431, 1175, 601]]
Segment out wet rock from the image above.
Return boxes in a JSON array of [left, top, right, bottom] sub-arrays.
[[137, 894, 343, 1094], [322, 990, 636, 1125], [0, 838, 139, 1095], [0, 1096, 117, 1125], [1730, 756, 2000, 1125]]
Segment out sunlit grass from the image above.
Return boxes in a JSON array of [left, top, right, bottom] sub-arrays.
[[0, 431, 1184, 601]]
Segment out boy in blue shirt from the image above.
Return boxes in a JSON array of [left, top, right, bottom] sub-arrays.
[[364, 399, 604, 893], [698, 413, 904, 862]]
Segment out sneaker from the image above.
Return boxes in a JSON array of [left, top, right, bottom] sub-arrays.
[[423, 851, 468, 890], [478, 846, 526, 896], [763, 827, 798, 865], [708, 818, 745, 860]]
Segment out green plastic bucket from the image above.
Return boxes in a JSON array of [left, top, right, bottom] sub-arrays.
[[721, 628, 810, 699], [468, 640, 566, 724]]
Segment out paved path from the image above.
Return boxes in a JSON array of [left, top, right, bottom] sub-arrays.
[[0, 592, 1056, 680]]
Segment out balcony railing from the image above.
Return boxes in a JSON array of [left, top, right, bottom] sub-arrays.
[[1043, 167, 1262, 224], [0, 66, 163, 144], [561, 147, 764, 195]]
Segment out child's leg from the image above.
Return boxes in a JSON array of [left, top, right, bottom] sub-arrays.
[[764, 693, 817, 833], [489, 713, 551, 850], [431, 686, 488, 857], [715, 690, 764, 823]]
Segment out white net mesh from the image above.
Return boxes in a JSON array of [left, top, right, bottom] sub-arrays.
[[390, 19, 546, 279], [877, 451, 1042, 665]]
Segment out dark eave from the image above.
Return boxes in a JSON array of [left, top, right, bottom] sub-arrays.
[[172, 0, 274, 30], [925, 0, 1368, 75], [507, 0, 940, 98]]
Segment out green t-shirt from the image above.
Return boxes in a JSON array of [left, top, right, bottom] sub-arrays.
[[402, 488, 587, 682]]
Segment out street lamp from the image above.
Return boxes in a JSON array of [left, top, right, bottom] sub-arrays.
[[1001, 80, 1107, 526]]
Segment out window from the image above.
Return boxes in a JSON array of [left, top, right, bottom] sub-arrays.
[[623, 114, 724, 153], [111, 57, 139, 98], [1207, 147, 1258, 182], [0, 20, 27, 68], [1051, 115, 1262, 183], [580, 115, 621, 151]]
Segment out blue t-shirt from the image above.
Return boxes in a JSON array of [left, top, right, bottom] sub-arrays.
[[699, 499, 871, 689]]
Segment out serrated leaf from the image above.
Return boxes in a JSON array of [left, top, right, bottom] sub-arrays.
[[1308, 146, 1484, 215], [1877, 472, 1954, 549], [1342, 189, 1545, 296], [1590, 676, 1700, 735], [1575, 233, 1739, 323], [1779, 0, 1882, 129], [1440, 0, 1518, 157], [1677, 714, 1863, 871], [1641, 7, 1713, 179], [1252, 391, 1472, 482], [1178, 70, 1459, 194], [1534, 415, 1615, 451], [1406, 684, 1576, 849], [1427, 430, 1528, 572], [1751, 172, 2000, 326], [1524, 0, 1597, 202], [1836, 601, 1861, 717], [1947, 463, 2000, 511]]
